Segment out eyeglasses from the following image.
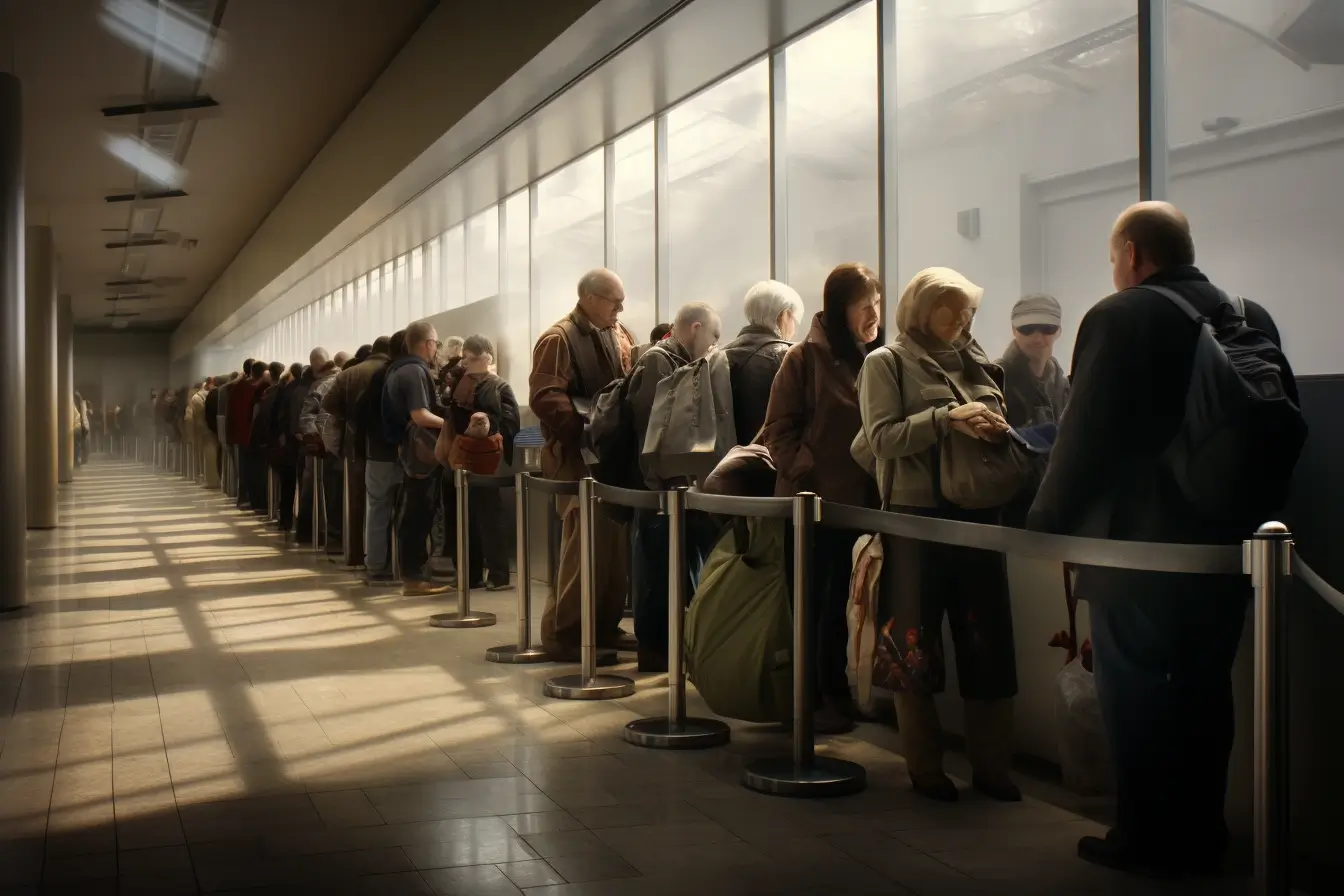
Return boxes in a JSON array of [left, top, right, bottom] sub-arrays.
[[1016, 324, 1059, 336]]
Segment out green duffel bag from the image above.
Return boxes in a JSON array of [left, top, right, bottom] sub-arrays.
[[683, 517, 793, 723]]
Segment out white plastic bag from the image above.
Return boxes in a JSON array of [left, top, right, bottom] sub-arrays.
[[1054, 656, 1115, 795]]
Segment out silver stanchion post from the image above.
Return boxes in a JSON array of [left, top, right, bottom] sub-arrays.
[[487, 473, 548, 662], [312, 456, 323, 552], [742, 492, 865, 796], [1246, 521, 1292, 896], [433, 468, 497, 628], [544, 477, 635, 700], [625, 486, 730, 748]]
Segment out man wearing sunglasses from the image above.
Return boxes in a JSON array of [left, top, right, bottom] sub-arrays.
[[996, 293, 1070, 430]]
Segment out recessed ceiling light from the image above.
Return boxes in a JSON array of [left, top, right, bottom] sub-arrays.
[[129, 205, 163, 238], [102, 133, 186, 190], [99, 0, 225, 81]]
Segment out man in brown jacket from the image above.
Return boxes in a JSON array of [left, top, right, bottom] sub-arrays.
[[323, 335, 392, 568], [529, 268, 636, 661]]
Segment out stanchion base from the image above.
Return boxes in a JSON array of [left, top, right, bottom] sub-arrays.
[[543, 673, 635, 700], [430, 611, 498, 629], [485, 644, 550, 664], [624, 717, 730, 750], [741, 756, 866, 798]]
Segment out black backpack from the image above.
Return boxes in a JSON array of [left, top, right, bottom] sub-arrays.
[[581, 344, 685, 510], [1144, 285, 1306, 523]]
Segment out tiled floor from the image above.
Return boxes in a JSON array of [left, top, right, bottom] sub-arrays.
[[0, 460, 1250, 895]]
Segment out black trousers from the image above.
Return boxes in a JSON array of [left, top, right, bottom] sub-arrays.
[[464, 485, 510, 587], [784, 522, 855, 703], [434, 471, 459, 559], [320, 452, 343, 551], [278, 461, 298, 530], [246, 447, 268, 513], [399, 469, 440, 582], [1089, 571, 1248, 861]]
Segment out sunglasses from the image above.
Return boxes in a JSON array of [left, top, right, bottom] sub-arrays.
[[1016, 324, 1059, 336]]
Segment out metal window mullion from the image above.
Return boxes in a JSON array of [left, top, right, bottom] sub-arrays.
[[768, 48, 788, 284], [604, 142, 617, 271], [877, 0, 898, 332], [1138, 0, 1169, 200], [529, 184, 541, 339], [654, 115, 671, 321]]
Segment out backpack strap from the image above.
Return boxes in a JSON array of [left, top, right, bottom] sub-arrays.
[[559, 317, 615, 400], [1140, 283, 1243, 324]]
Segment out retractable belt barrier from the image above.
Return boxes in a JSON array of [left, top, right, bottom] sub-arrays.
[[485, 471, 556, 663], [542, 477, 636, 701], [150, 443, 1344, 896], [430, 468, 510, 629]]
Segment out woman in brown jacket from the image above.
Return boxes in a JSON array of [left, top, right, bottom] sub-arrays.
[[854, 266, 1020, 803], [760, 262, 882, 733]]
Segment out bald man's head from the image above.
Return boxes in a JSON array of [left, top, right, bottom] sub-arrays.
[[1109, 201, 1195, 291], [309, 347, 330, 369], [672, 302, 721, 361], [576, 268, 625, 330]]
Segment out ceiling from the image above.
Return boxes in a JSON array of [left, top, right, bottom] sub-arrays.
[[6, 0, 436, 331]]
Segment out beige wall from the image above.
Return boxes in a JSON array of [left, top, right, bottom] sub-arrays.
[[74, 330, 171, 414], [173, 0, 602, 359]]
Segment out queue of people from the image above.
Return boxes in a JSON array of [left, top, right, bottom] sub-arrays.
[[130, 198, 1297, 883]]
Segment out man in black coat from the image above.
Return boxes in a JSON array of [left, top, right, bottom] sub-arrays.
[[1027, 201, 1300, 878]]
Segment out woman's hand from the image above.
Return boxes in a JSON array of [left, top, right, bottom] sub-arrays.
[[948, 402, 1010, 440]]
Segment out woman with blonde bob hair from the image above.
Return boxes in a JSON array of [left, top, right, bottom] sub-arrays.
[[854, 266, 1021, 804]]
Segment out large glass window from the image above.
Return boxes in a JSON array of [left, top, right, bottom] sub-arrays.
[[442, 224, 466, 312], [1167, 1, 1344, 375], [409, 246, 425, 322], [369, 267, 384, 337], [667, 61, 771, 339], [612, 124, 657, 346], [534, 149, 605, 335], [466, 205, 500, 304], [897, 0, 1139, 363], [785, 3, 879, 313], [500, 190, 530, 387], [353, 275, 368, 343], [425, 237, 442, 317]]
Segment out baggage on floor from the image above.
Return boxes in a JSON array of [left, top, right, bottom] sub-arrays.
[[683, 517, 792, 724]]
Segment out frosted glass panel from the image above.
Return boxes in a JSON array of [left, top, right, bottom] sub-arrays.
[[466, 205, 500, 303], [612, 123, 656, 345], [410, 246, 425, 322], [785, 2, 879, 316], [499, 191, 531, 388], [443, 225, 466, 312], [667, 62, 770, 339], [534, 149, 604, 337]]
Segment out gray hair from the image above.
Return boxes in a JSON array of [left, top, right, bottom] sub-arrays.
[[576, 268, 620, 300], [742, 280, 804, 334]]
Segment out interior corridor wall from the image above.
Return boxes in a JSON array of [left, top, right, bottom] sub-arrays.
[[73, 330, 171, 416]]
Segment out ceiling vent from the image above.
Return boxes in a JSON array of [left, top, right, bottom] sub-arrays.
[[103, 293, 162, 301], [1271, 0, 1344, 63]]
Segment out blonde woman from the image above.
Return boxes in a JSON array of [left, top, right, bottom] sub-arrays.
[[855, 267, 1019, 803]]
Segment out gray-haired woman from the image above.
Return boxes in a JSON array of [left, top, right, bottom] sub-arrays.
[[723, 279, 805, 445]]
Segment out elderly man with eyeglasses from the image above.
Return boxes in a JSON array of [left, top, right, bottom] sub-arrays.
[[529, 268, 637, 662]]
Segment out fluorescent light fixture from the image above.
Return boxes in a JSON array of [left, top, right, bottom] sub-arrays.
[[121, 250, 148, 278], [103, 133, 185, 190], [129, 205, 162, 237], [100, 0, 225, 80]]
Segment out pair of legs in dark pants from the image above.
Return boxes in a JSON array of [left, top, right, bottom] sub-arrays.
[[247, 447, 269, 514], [432, 471, 459, 561], [783, 523, 859, 708], [320, 452, 343, 553], [1087, 569, 1247, 867], [461, 485, 509, 587], [277, 461, 298, 531], [631, 509, 718, 654], [398, 469, 440, 582]]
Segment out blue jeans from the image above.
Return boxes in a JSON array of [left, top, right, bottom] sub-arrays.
[[631, 508, 716, 653], [364, 460, 401, 575]]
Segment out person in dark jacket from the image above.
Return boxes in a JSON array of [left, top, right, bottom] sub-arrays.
[[360, 331, 405, 585], [723, 280, 803, 446], [1028, 201, 1300, 878], [275, 363, 311, 534], [760, 262, 882, 733], [325, 336, 392, 569], [996, 294, 1071, 528], [442, 334, 521, 591], [626, 303, 722, 672]]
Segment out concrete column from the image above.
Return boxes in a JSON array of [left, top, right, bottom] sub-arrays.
[[26, 225, 58, 529], [1, 72, 28, 610], [58, 293, 73, 482]]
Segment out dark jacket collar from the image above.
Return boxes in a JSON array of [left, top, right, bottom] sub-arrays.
[[1142, 264, 1209, 287]]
